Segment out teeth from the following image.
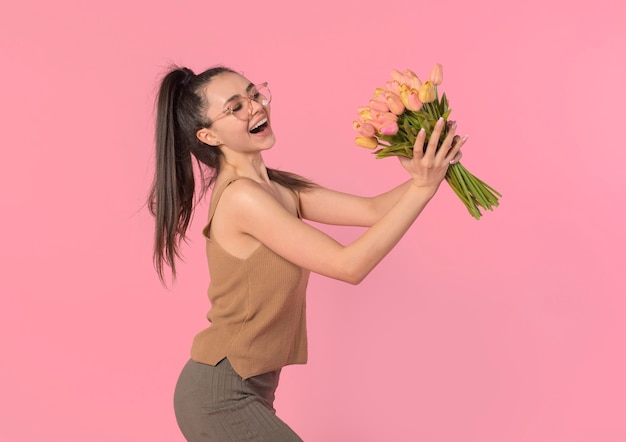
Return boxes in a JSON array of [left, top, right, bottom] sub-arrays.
[[250, 118, 267, 131]]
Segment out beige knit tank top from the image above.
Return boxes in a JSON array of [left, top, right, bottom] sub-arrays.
[[190, 177, 310, 379]]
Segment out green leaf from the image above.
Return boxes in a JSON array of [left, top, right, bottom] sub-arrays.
[[440, 93, 448, 113]]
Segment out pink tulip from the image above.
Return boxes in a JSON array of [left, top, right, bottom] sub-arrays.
[[368, 118, 382, 131], [385, 92, 405, 115], [404, 69, 422, 89], [390, 69, 407, 85], [385, 80, 401, 94], [406, 90, 423, 111], [379, 121, 399, 136], [355, 136, 379, 149], [368, 99, 389, 113], [370, 115, 394, 128], [429, 63, 443, 86], [352, 121, 377, 138], [418, 81, 436, 103], [371, 114, 397, 131], [374, 111, 398, 122]]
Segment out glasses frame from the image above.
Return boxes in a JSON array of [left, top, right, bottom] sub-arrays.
[[207, 82, 271, 126]]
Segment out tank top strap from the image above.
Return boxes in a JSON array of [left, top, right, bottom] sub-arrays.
[[202, 177, 247, 239]]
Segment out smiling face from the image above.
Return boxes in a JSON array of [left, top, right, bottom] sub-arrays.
[[196, 72, 276, 155]]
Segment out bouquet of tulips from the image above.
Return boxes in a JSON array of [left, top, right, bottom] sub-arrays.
[[353, 63, 501, 219]]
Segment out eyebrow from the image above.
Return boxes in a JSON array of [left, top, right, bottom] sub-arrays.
[[224, 83, 255, 106]]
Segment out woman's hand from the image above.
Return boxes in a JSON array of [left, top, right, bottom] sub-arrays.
[[398, 117, 467, 192]]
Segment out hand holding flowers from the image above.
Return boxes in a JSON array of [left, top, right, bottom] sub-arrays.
[[353, 64, 501, 219], [399, 117, 465, 193]]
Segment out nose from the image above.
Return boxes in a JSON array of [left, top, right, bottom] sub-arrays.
[[248, 96, 265, 115]]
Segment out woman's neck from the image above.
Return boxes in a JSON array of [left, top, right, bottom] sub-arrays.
[[220, 152, 271, 185]]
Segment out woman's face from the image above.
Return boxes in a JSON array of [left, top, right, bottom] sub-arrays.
[[196, 72, 275, 154]]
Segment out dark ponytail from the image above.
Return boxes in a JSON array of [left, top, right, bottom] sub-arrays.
[[149, 65, 233, 282], [149, 65, 314, 283]]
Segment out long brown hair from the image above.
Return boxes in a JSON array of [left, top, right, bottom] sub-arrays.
[[149, 65, 313, 283]]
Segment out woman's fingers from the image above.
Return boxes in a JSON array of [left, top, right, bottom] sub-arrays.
[[424, 118, 446, 160], [446, 135, 468, 164], [449, 150, 463, 165], [412, 128, 427, 158], [411, 118, 468, 167]]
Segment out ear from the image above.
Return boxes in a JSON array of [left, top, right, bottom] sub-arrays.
[[196, 127, 221, 146]]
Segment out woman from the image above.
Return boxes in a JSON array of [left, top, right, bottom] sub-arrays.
[[150, 65, 465, 441]]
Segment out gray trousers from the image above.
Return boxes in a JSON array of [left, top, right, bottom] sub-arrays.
[[174, 358, 303, 441]]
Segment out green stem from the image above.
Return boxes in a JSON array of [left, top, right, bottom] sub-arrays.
[[449, 164, 481, 219]]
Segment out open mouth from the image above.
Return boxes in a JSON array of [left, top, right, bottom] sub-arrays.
[[249, 117, 268, 134]]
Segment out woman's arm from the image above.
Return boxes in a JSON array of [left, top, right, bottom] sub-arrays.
[[222, 119, 465, 284], [298, 180, 413, 227], [300, 132, 462, 227]]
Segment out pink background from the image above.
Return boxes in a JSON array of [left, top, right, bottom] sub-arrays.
[[1, 0, 625, 440]]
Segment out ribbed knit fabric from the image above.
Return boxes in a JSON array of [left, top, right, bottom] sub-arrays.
[[190, 178, 310, 380], [174, 358, 303, 441]]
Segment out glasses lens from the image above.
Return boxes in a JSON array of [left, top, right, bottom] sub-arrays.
[[228, 84, 272, 121], [253, 84, 271, 106], [230, 97, 249, 120]]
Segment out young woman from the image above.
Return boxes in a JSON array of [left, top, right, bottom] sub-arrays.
[[150, 65, 465, 441]]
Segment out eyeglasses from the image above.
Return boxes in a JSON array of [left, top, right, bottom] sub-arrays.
[[208, 82, 271, 125]]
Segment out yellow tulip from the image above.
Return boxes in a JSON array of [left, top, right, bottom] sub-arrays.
[[374, 88, 388, 101], [355, 136, 379, 149], [358, 106, 372, 120], [418, 81, 436, 103], [398, 83, 411, 107], [429, 63, 443, 86]]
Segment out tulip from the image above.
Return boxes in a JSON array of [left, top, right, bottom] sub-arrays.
[[369, 114, 396, 129], [368, 99, 389, 113], [385, 92, 405, 115], [429, 63, 443, 86], [372, 111, 398, 122], [374, 88, 388, 101], [379, 121, 399, 136], [404, 69, 422, 89], [418, 81, 436, 103], [367, 118, 382, 131], [385, 80, 401, 94], [406, 90, 423, 111], [355, 136, 379, 149], [390, 69, 407, 85], [370, 114, 397, 132], [398, 83, 411, 107], [352, 121, 377, 138], [358, 106, 373, 120]]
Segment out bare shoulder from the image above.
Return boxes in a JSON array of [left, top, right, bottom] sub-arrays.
[[217, 178, 290, 223], [209, 178, 288, 257], [220, 177, 271, 206]]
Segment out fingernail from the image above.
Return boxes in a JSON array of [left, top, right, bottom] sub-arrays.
[[437, 118, 444, 127], [419, 128, 425, 136], [462, 135, 469, 142]]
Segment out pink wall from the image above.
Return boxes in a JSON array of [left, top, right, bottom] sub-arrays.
[[2, 0, 625, 440]]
